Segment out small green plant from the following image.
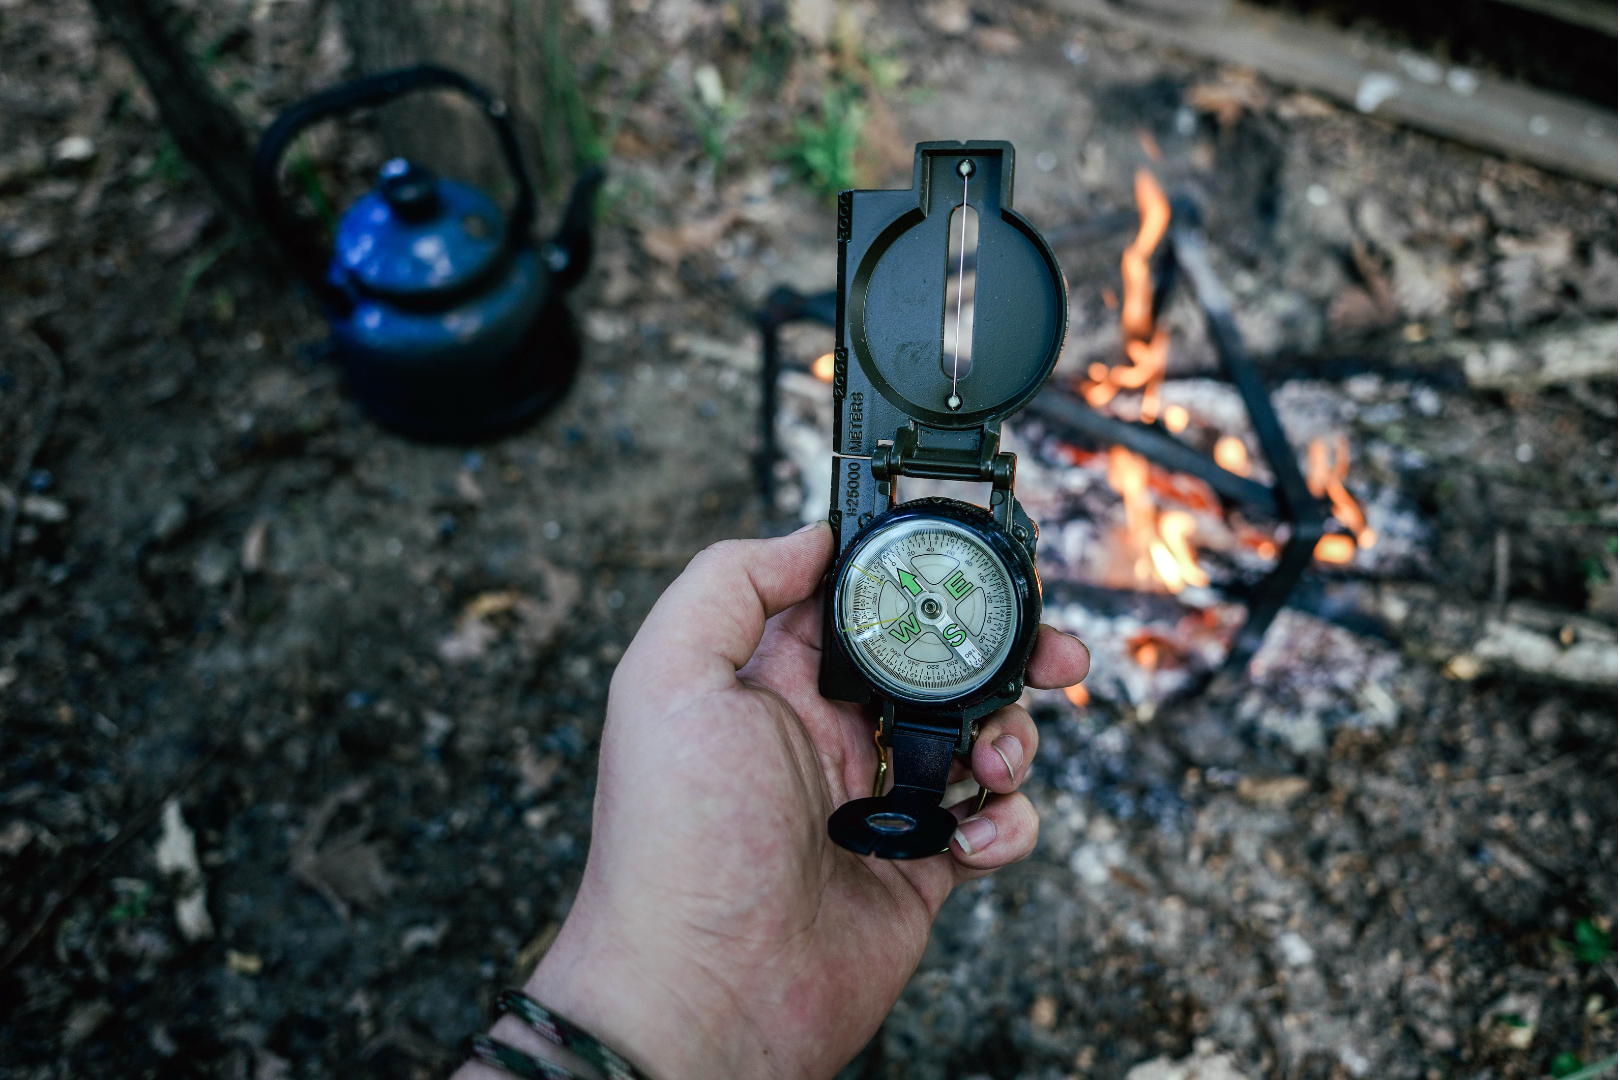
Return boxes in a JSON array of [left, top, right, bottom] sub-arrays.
[[682, 64, 749, 173], [288, 140, 338, 234], [783, 88, 868, 201], [1551, 1052, 1619, 1080], [1554, 918, 1616, 965], [108, 879, 152, 923], [170, 231, 245, 330], [531, 0, 618, 188], [150, 137, 189, 187]]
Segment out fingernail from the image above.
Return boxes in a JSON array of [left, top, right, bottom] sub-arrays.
[[953, 816, 997, 856], [992, 735, 1024, 784], [792, 519, 826, 534]]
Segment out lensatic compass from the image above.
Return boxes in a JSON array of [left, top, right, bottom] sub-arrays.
[[821, 142, 1068, 859]]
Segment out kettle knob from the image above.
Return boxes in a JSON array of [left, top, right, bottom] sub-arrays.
[[378, 158, 441, 222]]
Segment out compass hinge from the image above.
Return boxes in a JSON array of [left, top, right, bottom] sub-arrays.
[[870, 425, 1016, 489]]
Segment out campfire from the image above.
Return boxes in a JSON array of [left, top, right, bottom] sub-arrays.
[[1068, 169, 1377, 601], [759, 167, 1394, 703]]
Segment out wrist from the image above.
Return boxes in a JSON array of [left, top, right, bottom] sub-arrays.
[[524, 901, 767, 1080]]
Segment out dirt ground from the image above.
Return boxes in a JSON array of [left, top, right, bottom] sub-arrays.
[[0, 2, 1615, 1079]]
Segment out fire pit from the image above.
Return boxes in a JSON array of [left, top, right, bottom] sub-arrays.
[[759, 169, 1392, 698]]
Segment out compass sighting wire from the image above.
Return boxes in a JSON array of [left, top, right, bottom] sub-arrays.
[[949, 163, 969, 409]]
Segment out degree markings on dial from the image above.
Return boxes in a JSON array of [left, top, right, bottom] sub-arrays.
[[838, 519, 1019, 698]]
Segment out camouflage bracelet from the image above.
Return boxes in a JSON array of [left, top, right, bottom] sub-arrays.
[[497, 989, 653, 1080]]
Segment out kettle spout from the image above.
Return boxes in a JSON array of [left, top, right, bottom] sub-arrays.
[[542, 165, 606, 292]]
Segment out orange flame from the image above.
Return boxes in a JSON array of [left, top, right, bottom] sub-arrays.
[[811, 353, 835, 382], [1306, 435, 1377, 558], [1064, 682, 1090, 707], [1106, 447, 1210, 594], [1078, 170, 1174, 421], [1121, 170, 1171, 342]]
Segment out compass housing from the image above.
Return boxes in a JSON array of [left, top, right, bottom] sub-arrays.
[[831, 499, 1039, 715]]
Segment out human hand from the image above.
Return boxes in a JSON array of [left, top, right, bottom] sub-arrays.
[[457, 522, 1089, 1080]]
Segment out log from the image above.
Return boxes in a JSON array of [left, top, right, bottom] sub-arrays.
[[85, 0, 258, 226], [1378, 584, 1617, 688], [1058, 0, 1617, 186], [1454, 321, 1619, 391], [1493, 0, 1615, 36]]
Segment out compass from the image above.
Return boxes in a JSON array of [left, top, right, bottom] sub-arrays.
[[834, 501, 1035, 705], [820, 142, 1067, 859]]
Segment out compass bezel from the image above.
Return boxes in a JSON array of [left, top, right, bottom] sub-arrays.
[[830, 498, 1040, 714]]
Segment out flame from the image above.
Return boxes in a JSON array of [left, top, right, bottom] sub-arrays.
[[1306, 434, 1377, 556], [1163, 404, 1190, 433], [1121, 171, 1171, 341], [1078, 170, 1174, 422], [1064, 683, 1090, 707], [811, 352, 835, 382], [1213, 436, 1250, 477], [1108, 447, 1155, 541], [1157, 511, 1209, 588], [1107, 447, 1209, 594]]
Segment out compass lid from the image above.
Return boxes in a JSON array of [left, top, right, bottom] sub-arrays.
[[844, 141, 1068, 430]]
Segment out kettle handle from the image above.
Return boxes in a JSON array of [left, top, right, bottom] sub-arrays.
[[253, 65, 537, 302]]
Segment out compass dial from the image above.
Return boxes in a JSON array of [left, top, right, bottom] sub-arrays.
[[835, 513, 1023, 703]]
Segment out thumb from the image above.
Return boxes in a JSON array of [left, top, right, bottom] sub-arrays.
[[612, 522, 834, 713]]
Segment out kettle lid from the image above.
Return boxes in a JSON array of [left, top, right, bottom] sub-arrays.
[[334, 158, 512, 300]]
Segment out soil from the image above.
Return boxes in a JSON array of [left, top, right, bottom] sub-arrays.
[[0, 2, 1614, 1080]]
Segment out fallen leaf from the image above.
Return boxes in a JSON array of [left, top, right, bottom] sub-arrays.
[[1188, 79, 1269, 126], [639, 209, 739, 266], [437, 565, 581, 663], [226, 949, 263, 975], [0, 819, 37, 855], [515, 745, 563, 800], [454, 469, 484, 503], [19, 494, 67, 522], [149, 205, 214, 258], [155, 799, 214, 941], [241, 518, 269, 573], [399, 920, 449, 954], [972, 26, 1022, 53], [513, 922, 560, 979], [289, 781, 394, 919], [1236, 775, 1310, 807], [63, 999, 113, 1046]]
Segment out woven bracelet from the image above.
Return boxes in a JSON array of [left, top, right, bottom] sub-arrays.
[[462, 1032, 579, 1080], [460, 990, 653, 1080], [497, 990, 652, 1080]]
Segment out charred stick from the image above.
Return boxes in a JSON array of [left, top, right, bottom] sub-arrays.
[[1026, 389, 1281, 516]]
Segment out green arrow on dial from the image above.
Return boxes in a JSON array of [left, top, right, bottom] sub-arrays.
[[896, 567, 922, 596]]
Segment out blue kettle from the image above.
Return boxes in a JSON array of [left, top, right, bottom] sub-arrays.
[[253, 65, 603, 440]]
